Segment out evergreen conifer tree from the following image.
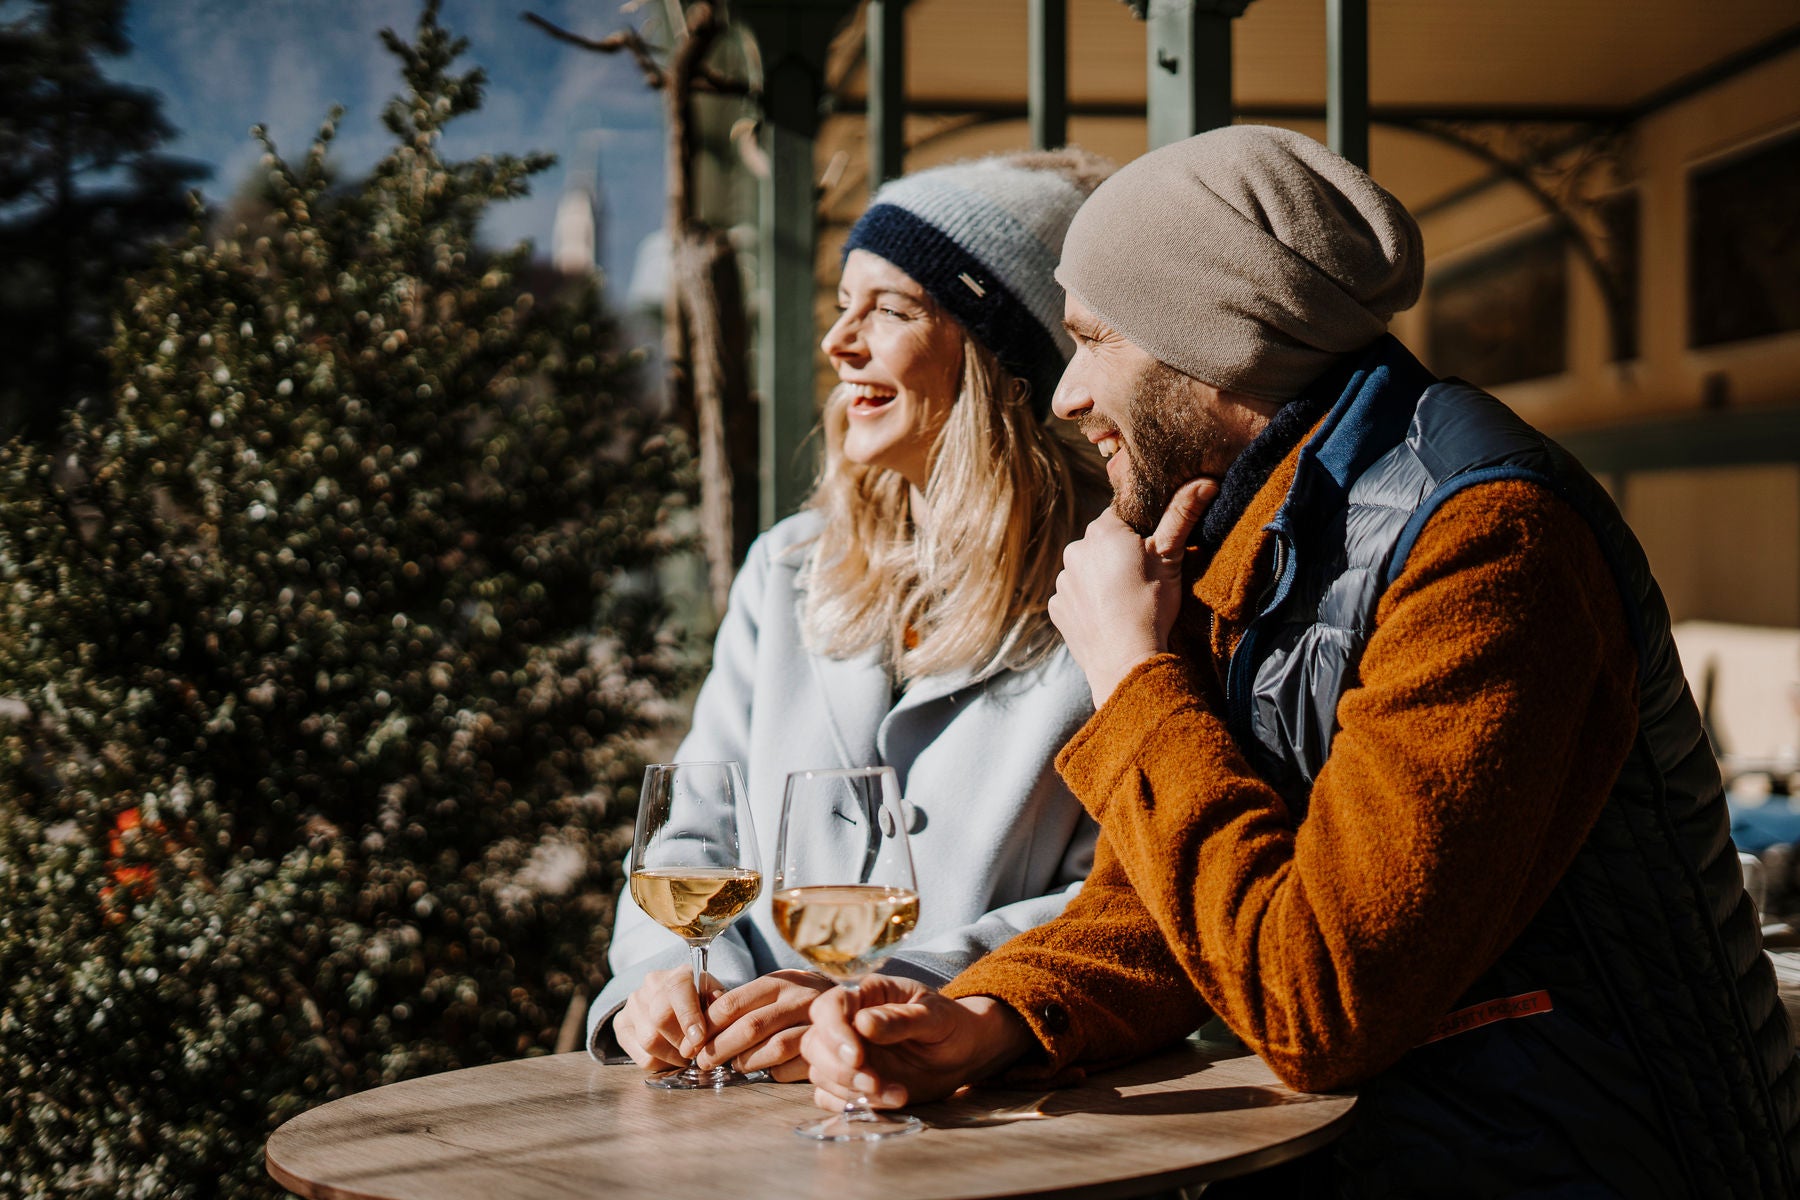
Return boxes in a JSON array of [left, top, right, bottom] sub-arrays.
[[0, 0, 208, 439], [0, 5, 690, 1195]]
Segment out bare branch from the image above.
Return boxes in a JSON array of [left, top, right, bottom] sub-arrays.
[[693, 64, 753, 97], [522, 12, 666, 91]]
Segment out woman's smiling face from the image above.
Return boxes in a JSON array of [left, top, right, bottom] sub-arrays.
[[821, 249, 965, 489]]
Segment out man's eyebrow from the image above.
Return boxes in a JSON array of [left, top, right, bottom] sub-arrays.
[[1062, 316, 1104, 338]]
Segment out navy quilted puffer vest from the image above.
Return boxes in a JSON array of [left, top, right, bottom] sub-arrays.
[[1230, 337, 1799, 1198]]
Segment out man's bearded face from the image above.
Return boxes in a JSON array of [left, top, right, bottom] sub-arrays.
[[1080, 360, 1234, 536]]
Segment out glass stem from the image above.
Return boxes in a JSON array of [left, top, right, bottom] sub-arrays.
[[689, 941, 709, 1067], [842, 978, 874, 1121]]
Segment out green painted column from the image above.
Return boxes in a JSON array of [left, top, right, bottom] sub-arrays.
[[1144, 0, 1252, 149], [738, 1, 857, 528], [1327, 0, 1369, 169], [1029, 0, 1068, 150], [867, 0, 906, 187]]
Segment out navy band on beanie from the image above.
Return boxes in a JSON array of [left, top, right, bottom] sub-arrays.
[[847, 206, 1067, 415], [842, 157, 1092, 419]]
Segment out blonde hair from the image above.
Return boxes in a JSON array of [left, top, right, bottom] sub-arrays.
[[800, 334, 1104, 683]]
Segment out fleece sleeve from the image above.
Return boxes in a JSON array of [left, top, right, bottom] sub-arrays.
[[948, 481, 1639, 1092]]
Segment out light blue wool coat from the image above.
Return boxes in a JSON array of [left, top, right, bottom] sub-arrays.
[[587, 510, 1098, 1059]]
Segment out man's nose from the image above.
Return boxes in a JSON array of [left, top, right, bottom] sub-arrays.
[[1050, 367, 1090, 422]]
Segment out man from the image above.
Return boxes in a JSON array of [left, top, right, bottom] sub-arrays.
[[800, 126, 1799, 1196]]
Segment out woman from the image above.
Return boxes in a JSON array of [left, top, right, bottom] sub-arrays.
[[588, 149, 1111, 1080]]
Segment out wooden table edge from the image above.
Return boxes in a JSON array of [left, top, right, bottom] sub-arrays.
[[263, 1049, 1358, 1200], [268, 1143, 364, 1200], [267, 1103, 1357, 1200]]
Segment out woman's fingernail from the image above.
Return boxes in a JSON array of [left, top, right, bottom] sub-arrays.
[[687, 1024, 706, 1045], [837, 1041, 857, 1063], [879, 1087, 904, 1106], [853, 1072, 877, 1093]]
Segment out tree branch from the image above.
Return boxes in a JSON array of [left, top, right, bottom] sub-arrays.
[[693, 64, 753, 97], [522, 12, 666, 91]]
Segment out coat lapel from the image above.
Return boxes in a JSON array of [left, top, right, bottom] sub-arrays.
[[783, 538, 890, 772], [877, 665, 980, 786], [805, 647, 983, 802], [804, 645, 890, 770]]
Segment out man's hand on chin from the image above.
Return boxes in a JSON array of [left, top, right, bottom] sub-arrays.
[[1048, 477, 1219, 708], [800, 976, 1034, 1111]]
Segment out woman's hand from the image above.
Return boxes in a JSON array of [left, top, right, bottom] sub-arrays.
[[613, 966, 727, 1072], [695, 970, 836, 1082]]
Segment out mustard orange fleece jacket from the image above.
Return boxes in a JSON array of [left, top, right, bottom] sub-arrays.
[[944, 433, 1639, 1094]]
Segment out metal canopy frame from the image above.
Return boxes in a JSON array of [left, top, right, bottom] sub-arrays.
[[1327, 0, 1368, 168], [1561, 406, 1800, 478], [1145, 0, 1249, 148], [866, 0, 906, 187], [738, 0, 858, 527], [740, 7, 1800, 531], [1029, 0, 1069, 150]]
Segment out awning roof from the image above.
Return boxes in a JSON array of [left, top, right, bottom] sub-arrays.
[[817, 0, 1800, 217], [835, 0, 1798, 112]]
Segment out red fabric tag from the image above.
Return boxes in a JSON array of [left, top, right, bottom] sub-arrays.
[[1421, 989, 1554, 1046]]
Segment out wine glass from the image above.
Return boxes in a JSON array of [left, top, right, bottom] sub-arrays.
[[628, 760, 762, 1089], [772, 766, 923, 1140]]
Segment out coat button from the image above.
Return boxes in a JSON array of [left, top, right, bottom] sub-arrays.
[[1039, 1001, 1069, 1034]]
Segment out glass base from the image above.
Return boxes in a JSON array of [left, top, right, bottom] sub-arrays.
[[645, 1064, 759, 1090], [794, 1108, 924, 1141]]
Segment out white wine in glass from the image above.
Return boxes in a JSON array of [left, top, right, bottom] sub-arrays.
[[770, 886, 920, 980], [629, 761, 762, 1089], [772, 766, 923, 1140]]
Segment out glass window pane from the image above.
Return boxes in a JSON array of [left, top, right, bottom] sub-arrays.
[[1689, 130, 1800, 349], [1427, 229, 1569, 388]]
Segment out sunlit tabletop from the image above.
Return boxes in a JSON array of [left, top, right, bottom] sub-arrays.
[[265, 1042, 1355, 1200]]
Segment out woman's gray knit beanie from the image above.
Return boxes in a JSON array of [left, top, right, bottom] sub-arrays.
[[844, 153, 1099, 417], [1056, 125, 1424, 402]]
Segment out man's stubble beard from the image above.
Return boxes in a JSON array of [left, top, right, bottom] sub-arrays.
[[1101, 362, 1233, 537]]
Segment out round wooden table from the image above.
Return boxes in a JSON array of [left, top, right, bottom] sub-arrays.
[[266, 1044, 1355, 1200]]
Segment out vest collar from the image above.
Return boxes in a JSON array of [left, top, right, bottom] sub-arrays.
[[1276, 335, 1439, 531], [1193, 336, 1439, 624], [1193, 438, 1302, 623]]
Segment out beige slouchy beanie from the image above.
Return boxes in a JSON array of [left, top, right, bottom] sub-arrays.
[[1055, 125, 1423, 402]]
